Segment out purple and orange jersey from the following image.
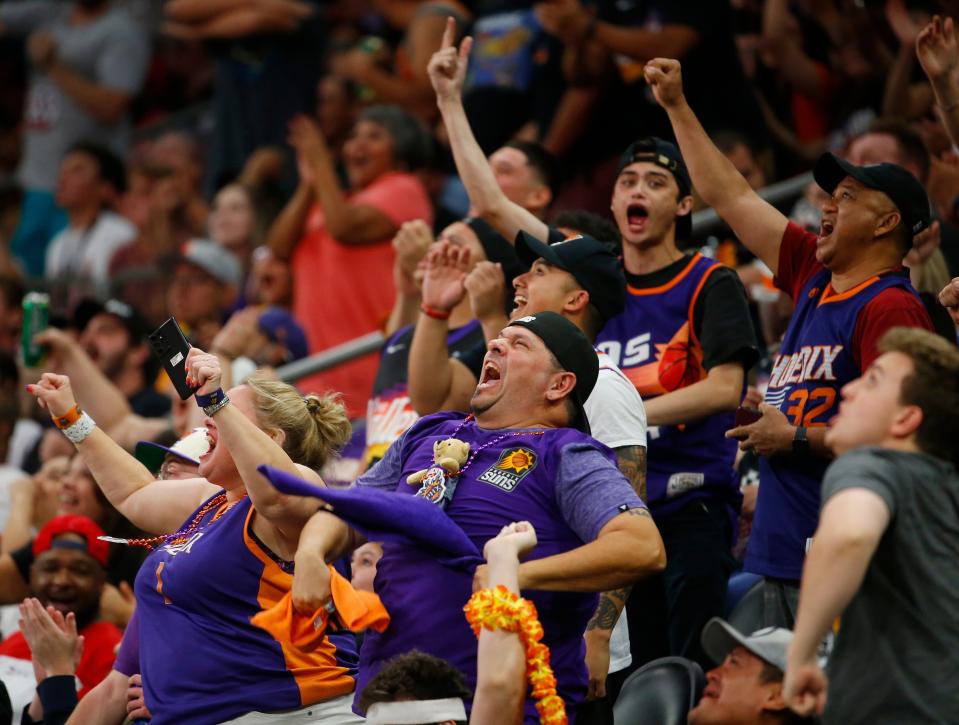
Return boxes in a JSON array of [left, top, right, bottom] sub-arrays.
[[134, 495, 358, 725], [596, 254, 740, 517]]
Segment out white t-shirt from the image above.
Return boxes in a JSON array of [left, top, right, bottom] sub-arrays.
[[584, 350, 647, 673], [45, 210, 136, 286]]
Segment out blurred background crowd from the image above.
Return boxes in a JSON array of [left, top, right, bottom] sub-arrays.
[[0, 0, 958, 723]]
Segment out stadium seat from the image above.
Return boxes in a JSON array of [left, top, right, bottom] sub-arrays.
[[727, 578, 764, 634], [613, 656, 705, 725]]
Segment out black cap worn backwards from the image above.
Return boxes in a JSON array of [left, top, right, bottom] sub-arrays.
[[617, 137, 693, 241], [514, 231, 626, 326], [508, 311, 598, 434], [814, 152, 931, 237]]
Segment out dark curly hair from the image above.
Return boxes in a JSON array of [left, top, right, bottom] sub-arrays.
[[358, 650, 471, 719]]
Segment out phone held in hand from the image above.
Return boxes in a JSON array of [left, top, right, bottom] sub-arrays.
[[148, 317, 193, 400], [735, 406, 763, 428]]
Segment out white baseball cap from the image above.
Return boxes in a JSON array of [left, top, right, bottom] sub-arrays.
[[135, 427, 210, 474]]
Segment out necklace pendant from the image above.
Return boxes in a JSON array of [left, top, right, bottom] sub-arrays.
[[413, 466, 460, 509]]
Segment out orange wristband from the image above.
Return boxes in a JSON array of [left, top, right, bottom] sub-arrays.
[[52, 404, 82, 430]]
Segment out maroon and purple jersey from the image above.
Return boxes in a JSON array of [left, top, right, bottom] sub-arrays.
[[134, 495, 358, 724], [355, 412, 645, 722], [596, 253, 741, 517], [747, 267, 925, 580]]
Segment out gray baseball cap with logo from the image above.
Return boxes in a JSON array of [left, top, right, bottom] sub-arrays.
[[701, 617, 793, 673]]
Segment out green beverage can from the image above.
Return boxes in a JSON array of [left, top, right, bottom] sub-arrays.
[[21, 292, 49, 368]]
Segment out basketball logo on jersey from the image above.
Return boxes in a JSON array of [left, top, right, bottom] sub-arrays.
[[478, 447, 538, 492]]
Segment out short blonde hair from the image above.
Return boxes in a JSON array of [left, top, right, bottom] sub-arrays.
[[245, 372, 352, 471]]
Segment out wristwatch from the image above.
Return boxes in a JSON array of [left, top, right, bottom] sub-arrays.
[[792, 426, 810, 456]]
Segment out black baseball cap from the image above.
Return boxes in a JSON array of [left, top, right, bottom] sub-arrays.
[[617, 137, 693, 241], [813, 152, 931, 237], [514, 231, 626, 326], [73, 298, 149, 343], [508, 311, 598, 434]]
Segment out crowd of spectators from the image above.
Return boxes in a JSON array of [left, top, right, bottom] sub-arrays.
[[0, 0, 959, 724]]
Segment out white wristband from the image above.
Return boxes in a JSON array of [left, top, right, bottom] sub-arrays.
[[62, 412, 96, 444]]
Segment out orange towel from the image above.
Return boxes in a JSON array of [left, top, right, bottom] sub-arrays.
[[252, 566, 390, 652]]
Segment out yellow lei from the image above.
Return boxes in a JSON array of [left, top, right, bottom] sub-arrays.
[[463, 585, 567, 725]]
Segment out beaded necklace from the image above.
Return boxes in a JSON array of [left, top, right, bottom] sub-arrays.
[[448, 415, 546, 477], [99, 492, 247, 549]]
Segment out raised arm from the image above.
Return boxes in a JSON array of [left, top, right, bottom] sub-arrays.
[[470, 523, 535, 725], [27, 373, 217, 534], [33, 328, 170, 449], [408, 242, 479, 414], [266, 172, 314, 262], [646, 58, 789, 273], [784, 488, 889, 717], [429, 18, 549, 243], [917, 15, 959, 149], [184, 349, 325, 539], [386, 221, 433, 336]]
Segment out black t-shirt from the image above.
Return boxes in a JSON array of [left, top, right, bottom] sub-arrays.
[[624, 256, 759, 371]]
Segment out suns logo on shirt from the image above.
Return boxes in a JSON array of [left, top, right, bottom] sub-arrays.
[[478, 447, 538, 492], [162, 532, 204, 556]]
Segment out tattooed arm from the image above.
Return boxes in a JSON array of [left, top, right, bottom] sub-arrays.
[[583, 446, 647, 699], [614, 444, 648, 503], [584, 586, 631, 700]]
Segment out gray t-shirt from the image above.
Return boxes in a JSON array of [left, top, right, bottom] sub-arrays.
[[822, 447, 959, 725], [0, 2, 150, 190]]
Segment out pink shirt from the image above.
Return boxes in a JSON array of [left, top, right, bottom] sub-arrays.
[[292, 172, 432, 418]]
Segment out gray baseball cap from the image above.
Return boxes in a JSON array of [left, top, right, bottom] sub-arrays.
[[177, 239, 243, 287], [701, 617, 792, 673]]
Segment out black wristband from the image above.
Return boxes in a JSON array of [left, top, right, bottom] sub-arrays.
[[792, 425, 810, 456]]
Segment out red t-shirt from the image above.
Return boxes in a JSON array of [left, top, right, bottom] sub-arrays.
[[291, 172, 433, 418], [775, 222, 933, 369], [0, 619, 122, 698]]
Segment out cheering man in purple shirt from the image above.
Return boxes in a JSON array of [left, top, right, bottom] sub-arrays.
[[293, 312, 665, 723]]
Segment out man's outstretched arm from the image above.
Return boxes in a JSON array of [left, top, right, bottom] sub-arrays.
[[646, 58, 790, 273], [429, 18, 549, 243]]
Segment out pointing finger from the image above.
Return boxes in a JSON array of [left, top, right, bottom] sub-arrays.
[[441, 16, 455, 49]]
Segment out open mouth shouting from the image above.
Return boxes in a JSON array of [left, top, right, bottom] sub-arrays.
[[626, 203, 649, 234], [477, 359, 502, 392]]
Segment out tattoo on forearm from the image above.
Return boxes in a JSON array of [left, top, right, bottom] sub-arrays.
[[586, 587, 631, 631], [615, 445, 648, 503]]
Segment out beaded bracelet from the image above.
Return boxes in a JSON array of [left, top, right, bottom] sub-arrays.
[[464, 585, 567, 725]]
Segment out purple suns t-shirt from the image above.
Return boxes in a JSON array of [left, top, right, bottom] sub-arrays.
[[355, 412, 645, 722]]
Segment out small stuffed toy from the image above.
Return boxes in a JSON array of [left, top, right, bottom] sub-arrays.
[[407, 438, 471, 485]]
